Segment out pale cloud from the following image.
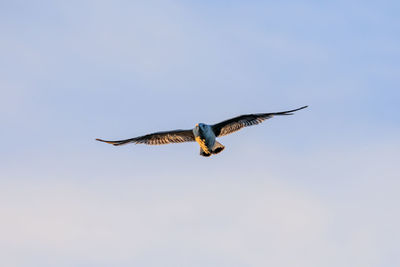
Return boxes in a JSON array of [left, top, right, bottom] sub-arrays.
[[1, 140, 399, 266]]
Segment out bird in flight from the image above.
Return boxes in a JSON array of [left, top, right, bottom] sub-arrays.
[[96, 106, 308, 157]]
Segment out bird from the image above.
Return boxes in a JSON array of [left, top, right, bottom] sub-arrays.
[[96, 105, 308, 157]]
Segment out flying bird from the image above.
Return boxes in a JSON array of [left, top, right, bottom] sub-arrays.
[[96, 105, 308, 157]]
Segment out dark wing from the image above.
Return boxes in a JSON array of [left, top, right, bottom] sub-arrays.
[[212, 106, 308, 137], [96, 129, 195, 146]]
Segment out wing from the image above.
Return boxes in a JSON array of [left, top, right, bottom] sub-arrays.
[[96, 129, 195, 146], [212, 106, 308, 137]]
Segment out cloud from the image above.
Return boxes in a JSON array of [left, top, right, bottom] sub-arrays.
[[1, 139, 399, 266]]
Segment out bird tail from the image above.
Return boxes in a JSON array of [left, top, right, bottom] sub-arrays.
[[211, 141, 225, 154], [199, 147, 211, 157], [95, 138, 135, 146]]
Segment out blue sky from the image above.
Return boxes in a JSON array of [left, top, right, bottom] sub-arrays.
[[1, 1, 399, 266]]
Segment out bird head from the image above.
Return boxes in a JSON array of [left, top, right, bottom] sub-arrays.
[[196, 123, 205, 129]]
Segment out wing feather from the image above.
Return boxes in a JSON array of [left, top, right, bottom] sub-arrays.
[[212, 106, 308, 137], [96, 129, 195, 146]]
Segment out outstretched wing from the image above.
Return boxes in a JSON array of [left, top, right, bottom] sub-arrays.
[[212, 106, 308, 137], [96, 129, 195, 146]]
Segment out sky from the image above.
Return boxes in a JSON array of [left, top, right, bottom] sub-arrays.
[[1, 0, 399, 266]]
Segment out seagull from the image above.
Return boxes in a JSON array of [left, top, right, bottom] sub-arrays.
[[96, 105, 308, 157]]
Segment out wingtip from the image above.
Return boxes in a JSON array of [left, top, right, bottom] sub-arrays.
[[298, 105, 308, 110], [280, 105, 309, 115], [96, 138, 114, 145], [291, 105, 308, 113]]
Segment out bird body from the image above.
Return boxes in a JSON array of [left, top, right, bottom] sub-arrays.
[[193, 123, 224, 157], [96, 106, 307, 157]]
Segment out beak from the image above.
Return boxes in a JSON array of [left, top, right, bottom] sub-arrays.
[[195, 123, 199, 127]]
